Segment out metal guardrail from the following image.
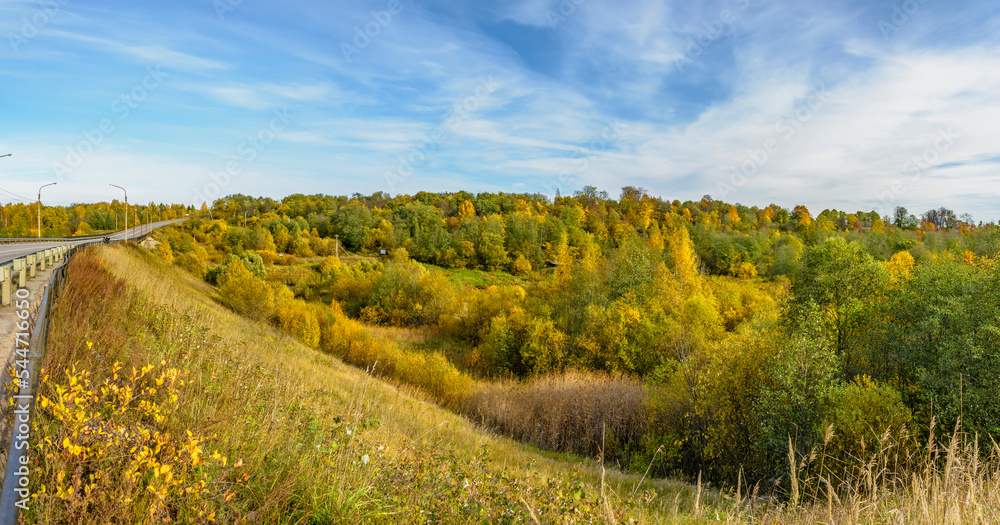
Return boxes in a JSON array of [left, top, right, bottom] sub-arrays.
[[0, 247, 72, 307], [0, 239, 100, 523], [0, 234, 108, 244], [0, 221, 178, 522]]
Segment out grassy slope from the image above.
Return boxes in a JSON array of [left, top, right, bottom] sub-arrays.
[[25, 244, 715, 523]]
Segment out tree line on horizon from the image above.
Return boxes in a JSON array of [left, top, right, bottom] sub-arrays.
[[196, 187, 995, 278], [0, 200, 189, 238]]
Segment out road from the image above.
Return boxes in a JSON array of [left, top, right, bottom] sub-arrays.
[[0, 219, 185, 265]]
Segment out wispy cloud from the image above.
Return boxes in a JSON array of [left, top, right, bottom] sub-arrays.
[[0, 0, 998, 220]]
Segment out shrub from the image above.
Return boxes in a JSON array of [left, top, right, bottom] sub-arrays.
[[319, 255, 342, 276], [74, 221, 94, 236], [475, 307, 566, 377], [32, 362, 229, 522], [511, 254, 532, 275], [255, 250, 281, 265], [155, 240, 175, 262], [825, 375, 913, 462], [206, 253, 266, 284], [361, 259, 458, 326], [218, 259, 274, 320], [174, 252, 206, 279], [274, 287, 321, 347], [292, 236, 314, 257], [732, 261, 757, 279]]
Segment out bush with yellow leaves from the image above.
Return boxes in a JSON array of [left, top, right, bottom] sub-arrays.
[[273, 286, 321, 347], [30, 359, 231, 523], [218, 258, 275, 320], [154, 240, 174, 263]]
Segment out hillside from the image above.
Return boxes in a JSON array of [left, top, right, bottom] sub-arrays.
[[23, 244, 708, 523]]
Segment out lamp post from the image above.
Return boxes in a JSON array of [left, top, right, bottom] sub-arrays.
[[110, 184, 127, 242], [0, 156, 10, 231], [37, 182, 56, 239]]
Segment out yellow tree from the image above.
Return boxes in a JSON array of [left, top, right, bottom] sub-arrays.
[[646, 221, 665, 251], [218, 259, 275, 320], [637, 200, 654, 230], [664, 218, 702, 296], [275, 288, 321, 347], [725, 205, 741, 228], [792, 205, 812, 226], [511, 254, 532, 275], [458, 200, 476, 219], [882, 251, 915, 280]]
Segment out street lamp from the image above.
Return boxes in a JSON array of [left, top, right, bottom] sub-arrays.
[[110, 184, 127, 242], [0, 154, 11, 158], [37, 182, 56, 239]]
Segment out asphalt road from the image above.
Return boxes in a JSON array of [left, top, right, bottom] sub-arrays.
[[0, 218, 185, 265]]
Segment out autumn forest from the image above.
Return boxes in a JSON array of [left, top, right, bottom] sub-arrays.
[[74, 187, 985, 496]]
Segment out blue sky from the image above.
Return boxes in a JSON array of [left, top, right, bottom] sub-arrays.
[[1, 0, 999, 221]]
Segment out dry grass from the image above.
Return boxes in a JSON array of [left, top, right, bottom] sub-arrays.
[[366, 324, 431, 344], [465, 371, 648, 467], [710, 422, 1000, 524]]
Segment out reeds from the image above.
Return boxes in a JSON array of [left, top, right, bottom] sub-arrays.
[[465, 370, 647, 464]]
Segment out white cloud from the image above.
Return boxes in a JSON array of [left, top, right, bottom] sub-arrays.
[[192, 82, 339, 110], [567, 46, 1000, 219]]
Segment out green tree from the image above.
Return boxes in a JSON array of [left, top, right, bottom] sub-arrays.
[[864, 259, 1000, 436], [331, 203, 374, 251], [792, 237, 889, 367], [478, 220, 509, 270], [757, 302, 840, 480]]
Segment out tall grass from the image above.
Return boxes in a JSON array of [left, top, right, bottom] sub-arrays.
[[465, 371, 647, 467], [715, 422, 1000, 524]]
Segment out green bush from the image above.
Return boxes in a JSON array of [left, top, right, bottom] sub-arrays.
[[825, 375, 912, 462]]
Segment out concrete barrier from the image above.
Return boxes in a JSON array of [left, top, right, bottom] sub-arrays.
[[1, 266, 8, 307], [13, 259, 24, 288]]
